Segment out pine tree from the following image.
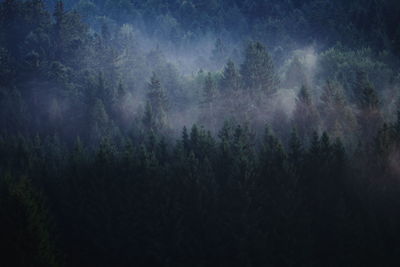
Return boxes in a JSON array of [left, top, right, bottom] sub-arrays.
[[240, 41, 278, 96], [353, 71, 369, 102], [320, 80, 352, 137], [0, 0, 21, 56], [0, 174, 60, 267], [395, 110, 400, 140], [356, 74, 382, 143], [101, 22, 111, 43], [298, 84, 311, 105], [293, 85, 320, 140], [260, 126, 287, 179], [96, 72, 116, 110], [90, 98, 110, 143], [142, 102, 155, 132], [288, 128, 303, 170], [308, 131, 321, 159], [321, 80, 346, 108], [53, 1, 65, 60], [331, 137, 347, 185], [360, 81, 379, 111], [200, 72, 218, 130], [202, 72, 217, 108], [284, 56, 308, 88], [71, 136, 85, 172], [211, 38, 227, 67], [220, 60, 240, 95], [374, 123, 392, 167], [319, 132, 332, 161], [143, 73, 168, 132], [27, 0, 49, 29], [182, 126, 190, 155], [117, 81, 126, 102], [95, 137, 115, 175]]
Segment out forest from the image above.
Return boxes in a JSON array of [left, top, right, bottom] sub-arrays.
[[1, 0, 400, 266]]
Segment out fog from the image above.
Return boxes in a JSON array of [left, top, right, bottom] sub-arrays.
[[2, 1, 400, 266]]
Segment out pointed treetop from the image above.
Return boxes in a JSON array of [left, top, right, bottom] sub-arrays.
[[298, 85, 311, 105]]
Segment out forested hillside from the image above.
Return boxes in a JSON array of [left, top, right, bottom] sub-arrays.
[[1, 0, 400, 266]]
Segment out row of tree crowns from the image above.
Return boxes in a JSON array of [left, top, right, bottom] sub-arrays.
[[143, 49, 384, 144], [0, 0, 397, 150], [22, 0, 400, 58], [1, 107, 400, 266]]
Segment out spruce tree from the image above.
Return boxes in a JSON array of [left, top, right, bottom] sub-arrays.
[[0, 175, 60, 267], [360, 81, 379, 111], [356, 74, 382, 143], [293, 85, 320, 140], [143, 73, 168, 132], [288, 128, 303, 170], [220, 60, 240, 96], [284, 56, 308, 88], [320, 80, 356, 138], [211, 38, 227, 67], [240, 41, 278, 96], [53, 1, 65, 60], [200, 72, 217, 130]]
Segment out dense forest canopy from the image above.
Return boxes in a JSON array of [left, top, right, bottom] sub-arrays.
[[1, 0, 400, 266]]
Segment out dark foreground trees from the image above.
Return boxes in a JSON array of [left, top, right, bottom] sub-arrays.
[[1, 120, 400, 266]]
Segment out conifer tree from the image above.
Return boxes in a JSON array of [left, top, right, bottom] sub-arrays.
[[0, 175, 60, 267], [284, 56, 308, 88], [260, 126, 287, 179], [353, 71, 369, 102], [320, 79, 357, 138], [90, 98, 111, 143], [240, 41, 278, 96], [360, 81, 379, 111], [288, 128, 303, 170], [143, 73, 168, 132], [293, 85, 320, 140], [395, 110, 400, 140], [219, 60, 241, 115], [53, 1, 65, 60], [356, 74, 382, 143], [200, 72, 217, 130], [97, 72, 116, 110], [211, 38, 227, 67], [220, 60, 240, 96]]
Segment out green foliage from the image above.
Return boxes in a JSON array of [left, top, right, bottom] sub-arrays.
[[219, 60, 240, 95], [143, 73, 169, 132], [359, 80, 380, 111], [318, 47, 393, 99], [293, 85, 320, 140], [240, 41, 278, 96], [0, 174, 60, 267], [284, 56, 308, 88]]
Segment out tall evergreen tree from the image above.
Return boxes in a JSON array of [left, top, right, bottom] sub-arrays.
[[53, 1, 65, 60], [200, 72, 218, 130], [0, 175, 60, 267], [320, 80, 356, 139], [240, 41, 278, 97], [284, 56, 308, 88], [211, 38, 227, 68], [220, 60, 240, 96], [356, 74, 382, 143], [293, 85, 320, 140], [143, 73, 168, 132]]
